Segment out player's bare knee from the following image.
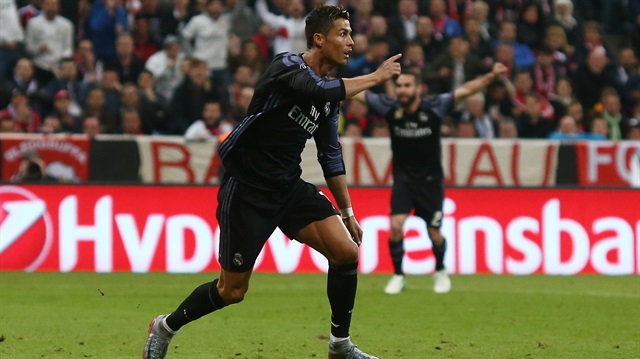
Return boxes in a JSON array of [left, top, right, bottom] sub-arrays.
[[332, 244, 359, 265], [220, 287, 247, 304], [428, 227, 444, 244]]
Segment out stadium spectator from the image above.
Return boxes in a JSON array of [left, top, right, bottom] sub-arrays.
[[18, 0, 42, 29], [414, 16, 446, 64], [226, 0, 260, 41], [0, 89, 41, 133], [228, 38, 267, 75], [181, 0, 231, 92], [82, 87, 118, 133], [368, 13, 401, 55], [470, 0, 494, 41], [228, 85, 253, 125], [427, 0, 463, 41], [617, 47, 640, 115], [494, 21, 535, 69], [508, 70, 555, 119], [144, 35, 185, 102], [99, 68, 122, 115], [169, 57, 219, 134], [369, 119, 390, 137], [45, 58, 86, 115], [485, 79, 514, 122], [565, 100, 586, 131], [0, 116, 18, 132], [0, 57, 49, 112], [575, 21, 615, 64], [0, 0, 25, 82], [489, 0, 521, 24], [136, 70, 167, 131], [353, 63, 508, 296], [447, 0, 474, 26], [429, 35, 488, 95], [81, 115, 101, 137], [134, 0, 163, 46], [388, 0, 419, 52], [401, 41, 429, 85], [132, 15, 159, 62], [255, 0, 307, 56], [24, 0, 74, 85], [516, 93, 555, 138], [73, 39, 102, 83], [589, 116, 609, 139], [460, 92, 495, 138], [464, 18, 494, 67], [158, 0, 196, 40], [551, 0, 581, 48], [549, 77, 575, 119], [349, 0, 374, 35], [39, 113, 62, 133], [516, 2, 546, 50], [183, 100, 232, 140], [548, 115, 586, 140], [572, 46, 621, 114], [119, 82, 157, 134], [107, 33, 144, 84], [342, 98, 376, 137], [84, 0, 128, 63], [340, 36, 389, 93], [599, 92, 629, 140], [142, 6, 401, 359], [119, 108, 144, 135], [456, 119, 477, 138], [542, 24, 575, 74], [533, 45, 565, 100], [341, 119, 363, 138], [50, 89, 82, 133], [497, 116, 518, 138]]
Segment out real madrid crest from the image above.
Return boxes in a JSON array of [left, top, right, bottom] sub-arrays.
[[324, 102, 331, 117], [419, 112, 429, 122]]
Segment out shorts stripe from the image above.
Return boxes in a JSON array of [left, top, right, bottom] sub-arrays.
[[219, 177, 237, 269]]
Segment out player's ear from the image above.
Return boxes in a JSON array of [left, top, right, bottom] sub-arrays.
[[313, 33, 324, 47]]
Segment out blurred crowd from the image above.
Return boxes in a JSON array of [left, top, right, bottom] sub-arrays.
[[0, 0, 639, 141]]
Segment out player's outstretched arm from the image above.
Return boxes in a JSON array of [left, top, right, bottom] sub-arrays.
[[342, 54, 402, 99], [453, 62, 507, 105]]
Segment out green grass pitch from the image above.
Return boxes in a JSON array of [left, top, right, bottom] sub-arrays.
[[0, 272, 638, 358]]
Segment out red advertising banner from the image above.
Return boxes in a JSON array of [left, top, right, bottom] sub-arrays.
[[1, 185, 638, 274], [1, 134, 89, 182], [575, 141, 640, 186]]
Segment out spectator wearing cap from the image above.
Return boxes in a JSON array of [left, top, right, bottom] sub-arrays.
[[0, 0, 25, 82], [50, 89, 82, 133], [25, 0, 74, 85], [145, 34, 185, 102], [0, 89, 41, 133]]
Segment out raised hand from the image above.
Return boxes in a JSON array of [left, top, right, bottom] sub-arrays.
[[375, 53, 402, 82]]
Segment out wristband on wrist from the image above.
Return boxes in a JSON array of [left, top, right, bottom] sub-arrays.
[[340, 207, 354, 219]]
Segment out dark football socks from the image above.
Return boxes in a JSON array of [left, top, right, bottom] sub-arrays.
[[388, 240, 404, 275], [165, 278, 228, 331], [433, 238, 447, 271], [327, 262, 358, 338]]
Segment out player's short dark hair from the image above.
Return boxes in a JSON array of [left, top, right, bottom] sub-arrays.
[[305, 5, 349, 49], [394, 68, 420, 84]]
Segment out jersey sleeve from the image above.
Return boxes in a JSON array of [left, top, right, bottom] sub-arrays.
[[275, 54, 346, 102], [314, 104, 346, 178], [425, 92, 454, 120], [365, 91, 397, 117]]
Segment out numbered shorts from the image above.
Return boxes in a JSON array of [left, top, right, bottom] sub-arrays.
[[390, 179, 444, 228], [216, 176, 339, 272]]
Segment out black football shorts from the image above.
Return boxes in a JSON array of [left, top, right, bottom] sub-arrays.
[[216, 176, 339, 272], [390, 179, 444, 228]]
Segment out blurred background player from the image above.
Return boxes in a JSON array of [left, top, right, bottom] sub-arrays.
[[353, 62, 507, 294]]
